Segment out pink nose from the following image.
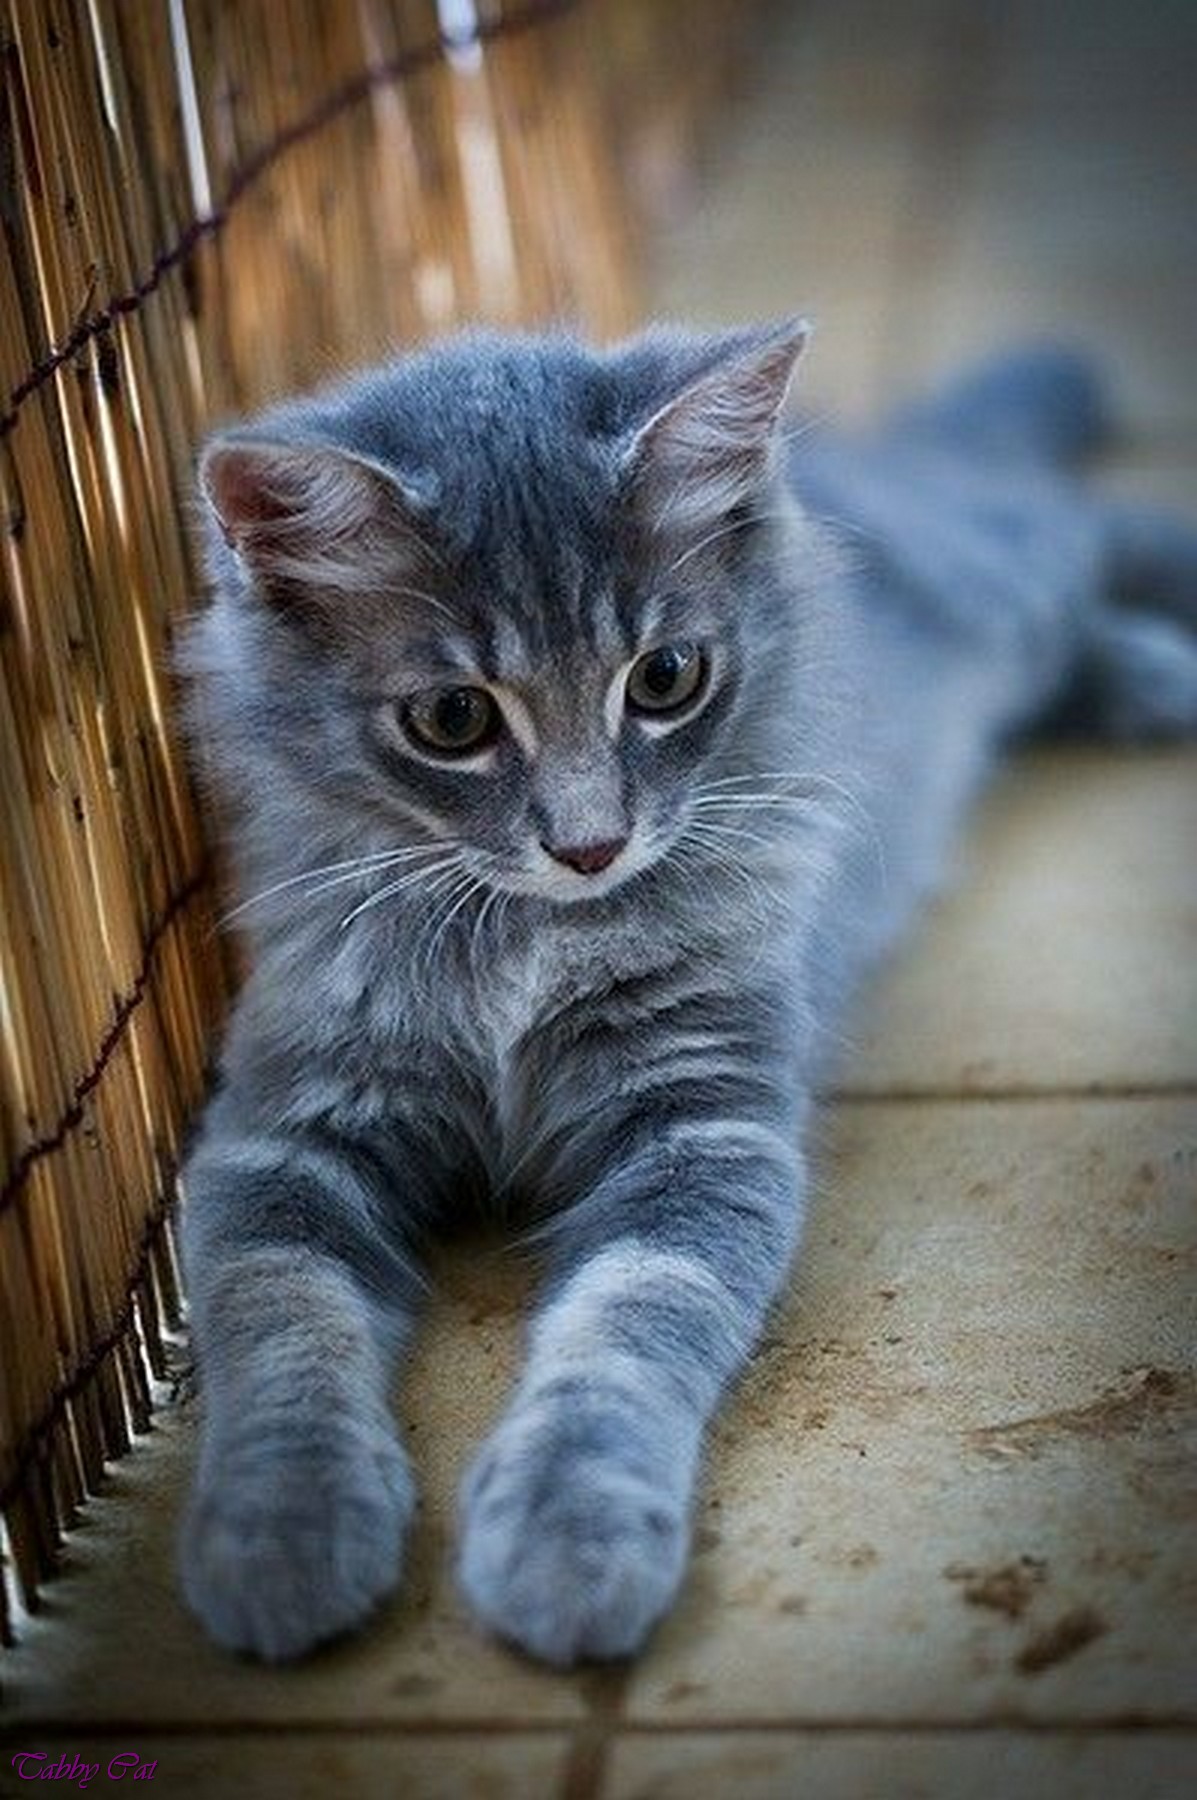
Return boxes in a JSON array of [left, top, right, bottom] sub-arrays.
[[545, 837, 628, 875]]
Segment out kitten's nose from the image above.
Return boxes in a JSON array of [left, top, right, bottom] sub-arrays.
[[543, 836, 628, 875]]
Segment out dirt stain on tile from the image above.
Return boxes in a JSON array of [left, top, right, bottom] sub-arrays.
[[1081, 1545, 1158, 1578], [945, 1554, 1047, 1619], [662, 1679, 708, 1704], [390, 1672, 442, 1698], [743, 1333, 927, 1430], [729, 1570, 778, 1607], [967, 1367, 1191, 1461], [1015, 1605, 1108, 1674], [824, 1543, 879, 1571], [1121, 1159, 1161, 1214]]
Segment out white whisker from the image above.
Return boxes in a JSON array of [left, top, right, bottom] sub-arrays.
[[685, 818, 788, 854], [663, 836, 777, 933], [337, 853, 467, 930], [691, 771, 886, 889], [414, 868, 488, 983], [218, 842, 451, 926], [299, 848, 451, 904], [468, 882, 506, 985]]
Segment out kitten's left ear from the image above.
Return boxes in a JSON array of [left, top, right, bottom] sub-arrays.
[[622, 318, 810, 530], [200, 437, 435, 605]]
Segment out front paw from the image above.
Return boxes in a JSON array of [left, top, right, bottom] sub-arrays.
[[458, 1407, 690, 1666], [180, 1418, 415, 1661]]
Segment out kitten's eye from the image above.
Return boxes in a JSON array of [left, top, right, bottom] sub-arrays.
[[403, 686, 500, 755], [626, 642, 707, 716]]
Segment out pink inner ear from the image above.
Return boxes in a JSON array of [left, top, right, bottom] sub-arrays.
[[203, 447, 255, 547], [627, 320, 810, 529], [200, 441, 425, 600], [202, 443, 382, 546]]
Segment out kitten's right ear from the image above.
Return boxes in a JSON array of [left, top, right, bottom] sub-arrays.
[[621, 318, 810, 533], [201, 438, 433, 602]]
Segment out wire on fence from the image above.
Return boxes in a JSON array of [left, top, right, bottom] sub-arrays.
[[0, 0, 751, 1640]]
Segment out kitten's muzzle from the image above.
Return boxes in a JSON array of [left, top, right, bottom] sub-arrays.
[[541, 836, 628, 875]]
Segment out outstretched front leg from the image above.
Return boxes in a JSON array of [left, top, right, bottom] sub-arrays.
[[458, 979, 807, 1665], [179, 1075, 453, 1661]]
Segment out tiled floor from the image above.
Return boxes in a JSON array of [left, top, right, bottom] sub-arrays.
[[3, 2, 1195, 1796]]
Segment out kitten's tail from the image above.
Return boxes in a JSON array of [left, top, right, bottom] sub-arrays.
[[893, 345, 1110, 468]]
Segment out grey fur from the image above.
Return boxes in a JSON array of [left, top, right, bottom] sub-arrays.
[[178, 324, 1197, 1664]]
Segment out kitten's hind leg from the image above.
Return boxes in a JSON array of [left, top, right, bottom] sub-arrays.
[[458, 1040, 806, 1666], [889, 345, 1108, 468], [1104, 500, 1197, 626], [179, 1120, 430, 1660], [1063, 606, 1197, 740], [1043, 501, 1197, 741]]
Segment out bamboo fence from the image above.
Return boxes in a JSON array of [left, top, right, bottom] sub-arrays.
[[0, 0, 760, 1641]]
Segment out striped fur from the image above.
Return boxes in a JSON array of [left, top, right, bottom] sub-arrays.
[[178, 328, 1197, 1663]]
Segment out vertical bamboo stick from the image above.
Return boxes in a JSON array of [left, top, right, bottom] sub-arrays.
[[1, 0, 754, 1636]]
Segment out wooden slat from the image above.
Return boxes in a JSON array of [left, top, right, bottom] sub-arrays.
[[0, 0, 766, 1635]]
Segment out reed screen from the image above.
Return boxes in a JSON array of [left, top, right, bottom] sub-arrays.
[[0, 0, 749, 1638]]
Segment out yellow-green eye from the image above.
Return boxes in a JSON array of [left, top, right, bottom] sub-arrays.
[[626, 642, 707, 715], [403, 686, 500, 755]]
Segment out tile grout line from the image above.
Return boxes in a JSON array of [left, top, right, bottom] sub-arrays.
[[825, 1082, 1197, 1105], [557, 1664, 632, 1800], [3, 1715, 1194, 1738]]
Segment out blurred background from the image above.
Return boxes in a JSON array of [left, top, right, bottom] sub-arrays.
[[2, 1, 1194, 1793]]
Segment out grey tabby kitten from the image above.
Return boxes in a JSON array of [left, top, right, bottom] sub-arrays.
[[179, 321, 1197, 1665]]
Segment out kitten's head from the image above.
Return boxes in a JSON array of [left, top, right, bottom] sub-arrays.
[[192, 321, 821, 910]]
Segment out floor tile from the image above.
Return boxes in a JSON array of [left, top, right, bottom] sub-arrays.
[[624, 1097, 1197, 1723], [2, 1244, 585, 1726], [840, 747, 1197, 1093], [0, 1734, 571, 1800], [12, 1098, 1194, 1730], [603, 1731, 1197, 1800]]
